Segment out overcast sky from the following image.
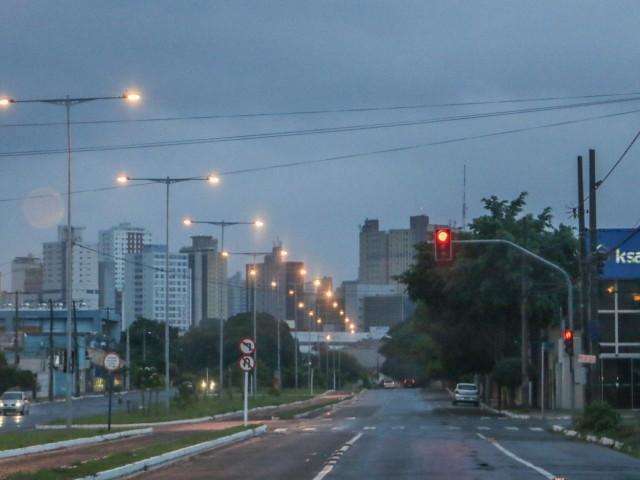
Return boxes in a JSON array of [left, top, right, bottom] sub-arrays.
[[2, 1, 640, 285]]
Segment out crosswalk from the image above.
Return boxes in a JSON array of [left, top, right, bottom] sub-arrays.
[[279, 423, 548, 434]]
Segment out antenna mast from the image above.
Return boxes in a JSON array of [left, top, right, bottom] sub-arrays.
[[462, 164, 468, 229]]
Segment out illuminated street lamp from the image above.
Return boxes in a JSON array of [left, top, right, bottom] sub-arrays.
[[117, 171, 219, 409], [3, 89, 140, 427], [298, 302, 305, 309]]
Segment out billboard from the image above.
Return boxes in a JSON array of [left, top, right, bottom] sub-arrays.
[[590, 229, 640, 280]]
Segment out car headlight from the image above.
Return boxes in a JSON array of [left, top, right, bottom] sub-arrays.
[[15, 401, 22, 407], [0, 401, 4, 407]]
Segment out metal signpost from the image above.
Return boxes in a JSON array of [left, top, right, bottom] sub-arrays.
[[103, 352, 121, 432], [238, 338, 256, 426]]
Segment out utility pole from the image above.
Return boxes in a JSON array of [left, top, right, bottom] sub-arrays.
[[577, 156, 587, 336], [588, 149, 599, 405], [73, 301, 80, 397], [123, 291, 130, 391], [13, 291, 19, 365], [48, 300, 54, 401], [521, 262, 529, 406]]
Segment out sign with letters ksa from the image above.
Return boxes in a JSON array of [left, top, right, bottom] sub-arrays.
[[590, 229, 640, 280]]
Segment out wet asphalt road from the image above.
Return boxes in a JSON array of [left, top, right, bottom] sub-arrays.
[[140, 388, 640, 480]]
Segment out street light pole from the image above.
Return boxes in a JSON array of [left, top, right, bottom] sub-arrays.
[[1, 90, 141, 427], [182, 219, 263, 394], [117, 173, 219, 410]]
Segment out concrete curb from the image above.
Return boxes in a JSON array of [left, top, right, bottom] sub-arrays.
[[480, 402, 530, 419], [292, 395, 353, 419], [0, 428, 152, 460], [36, 395, 327, 429], [551, 424, 626, 451], [76, 425, 267, 480]]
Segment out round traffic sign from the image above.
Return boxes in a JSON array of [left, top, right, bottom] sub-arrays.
[[238, 354, 256, 371], [239, 338, 256, 355], [104, 352, 121, 372]]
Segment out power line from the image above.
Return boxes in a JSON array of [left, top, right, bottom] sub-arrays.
[[2, 90, 640, 130], [1, 96, 639, 159], [1, 106, 640, 205]]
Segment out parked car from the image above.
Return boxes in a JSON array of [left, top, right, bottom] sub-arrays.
[[0, 390, 31, 415], [452, 383, 479, 406], [403, 378, 417, 388], [382, 379, 396, 389]]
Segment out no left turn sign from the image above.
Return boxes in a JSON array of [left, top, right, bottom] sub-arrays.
[[239, 355, 256, 371]]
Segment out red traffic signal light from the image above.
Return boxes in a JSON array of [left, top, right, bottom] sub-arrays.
[[563, 328, 574, 356], [434, 228, 453, 263]]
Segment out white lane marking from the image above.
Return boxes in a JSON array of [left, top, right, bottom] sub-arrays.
[[331, 427, 344, 431], [274, 428, 288, 433], [477, 426, 491, 431], [346, 416, 356, 420], [303, 427, 317, 432], [363, 426, 376, 430], [530, 427, 543, 432], [505, 426, 519, 431], [312, 432, 363, 480], [391, 426, 405, 430], [481, 416, 490, 420], [476, 433, 556, 479]]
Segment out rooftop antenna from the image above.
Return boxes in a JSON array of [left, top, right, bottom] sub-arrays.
[[462, 164, 468, 229]]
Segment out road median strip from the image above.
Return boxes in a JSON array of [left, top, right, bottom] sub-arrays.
[[6, 424, 265, 480], [0, 428, 152, 460]]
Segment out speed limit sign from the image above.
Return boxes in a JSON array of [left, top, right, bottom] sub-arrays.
[[239, 355, 256, 371], [239, 338, 256, 355], [104, 352, 121, 372]]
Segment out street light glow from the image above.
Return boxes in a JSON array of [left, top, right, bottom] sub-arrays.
[[116, 175, 129, 184], [207, 174, 221, 184], [254, 219, 265, 228], [332, 301, 338, 308], [325, 290, 333, 298], [316, 318, 322, 324], [313, 279, 321, 287], [183, 218, 193, 226], [249, 268, 257, 277], [326, 334, 331, 341], [288, 289, 295, 296], [271, 280, 277, 288], [308, 310, 314, 317], [0, 97, 12, 107], [298, 302, 305, 309], [221, 251, 229, 258], [280, 249, 288, 258], [124, 91, 142, 103], [299, 268, 307, 276]]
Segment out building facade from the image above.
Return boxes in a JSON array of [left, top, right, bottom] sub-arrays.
[[42, 226, 99, 309], [98, 223, 151, 310], [180, 236, 227, 327], [11, 254, 44, 294], [228, 271, 247, 318], [123, 245, 192, 331]]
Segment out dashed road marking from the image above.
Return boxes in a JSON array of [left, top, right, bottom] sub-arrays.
[[505, 426, 519, 431], [476, 433, 556, 479], [274, 428, 288, 434], [529, 427, 543, 432], [302, 427, 317, 432], [391, 426, 405, 430], [477, 426, 491, 431], [346, 416, 356, 420], [363, 426, 376, 430], [312, 432, 363, 480]]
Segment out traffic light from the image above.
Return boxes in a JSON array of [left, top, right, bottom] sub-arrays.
[[434, 228, 453, 263], [563, 328, 574, 356]]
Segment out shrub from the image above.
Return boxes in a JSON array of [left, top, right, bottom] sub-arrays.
[[575, 401, 621, 435]]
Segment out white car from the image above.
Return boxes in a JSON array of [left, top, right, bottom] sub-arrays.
[[0, 391, 31, 415], [382, 379, 396, 389], [452, 383, 479, 406]]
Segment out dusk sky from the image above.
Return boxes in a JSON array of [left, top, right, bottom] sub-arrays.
[[2, 1, 640, 284]]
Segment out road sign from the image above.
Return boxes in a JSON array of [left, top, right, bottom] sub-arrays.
[[239, 338, 256, 355], [239, 354, 256, 371], [578, 354, 597, 364], [104, 352, 121, 371]]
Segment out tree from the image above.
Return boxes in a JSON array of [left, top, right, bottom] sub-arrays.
[[124, 317, 180, 381]]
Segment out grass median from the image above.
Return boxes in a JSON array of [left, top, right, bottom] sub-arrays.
[[0, 429, 108, 452], [51, 389, 312, 425], [6, 424, 257, 480], [276, 397, 348, 420]]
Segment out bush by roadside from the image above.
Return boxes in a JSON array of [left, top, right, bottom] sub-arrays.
[[574, 401, 621, 436]]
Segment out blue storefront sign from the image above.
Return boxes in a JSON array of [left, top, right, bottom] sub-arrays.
[[590, 228, 640, 280]]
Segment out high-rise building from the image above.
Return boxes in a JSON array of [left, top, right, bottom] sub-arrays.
[[180, 236, 227, 327], [11, 254, 43, 294], [227, 271, 247, 318], [342, 281, 405, 331], [42, 226, 99, 309], [98, 223, 151, 309], [245, 244, 305, 322], [123, 245, 192, 331], [358, 215, 432, 284]]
